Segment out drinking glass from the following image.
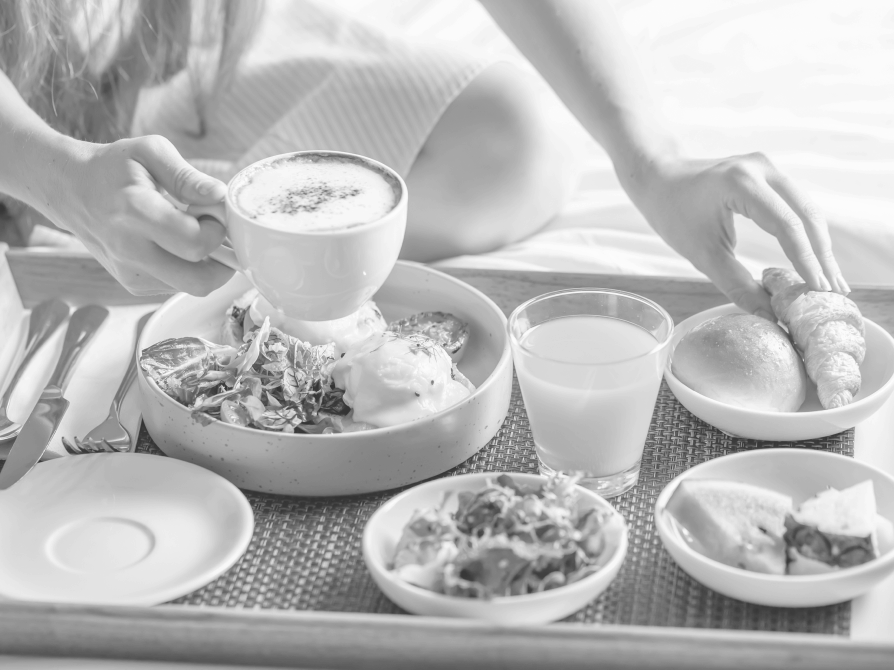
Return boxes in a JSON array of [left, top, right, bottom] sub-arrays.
[[508, 289, 674, 497]]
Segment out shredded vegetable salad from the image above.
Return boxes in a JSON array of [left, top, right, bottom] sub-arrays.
[[391, 474, 624, 598], [140, 317, 367, 433]]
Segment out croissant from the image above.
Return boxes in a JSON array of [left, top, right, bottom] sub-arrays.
[[761, 268, 865, 409]]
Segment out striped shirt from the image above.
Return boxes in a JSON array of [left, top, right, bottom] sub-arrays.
[[133, 0, 496, 181]]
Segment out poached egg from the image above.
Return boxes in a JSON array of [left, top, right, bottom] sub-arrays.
[[332, 332, 473, 427]]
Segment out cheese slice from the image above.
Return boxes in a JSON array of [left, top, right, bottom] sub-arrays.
[[786, 481, 880, 570], [794, 480, 877, 537]]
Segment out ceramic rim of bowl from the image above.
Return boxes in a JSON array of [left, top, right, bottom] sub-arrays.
[[138, 264, 512, 440]]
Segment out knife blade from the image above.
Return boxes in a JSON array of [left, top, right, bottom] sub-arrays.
[[0, 298, 70, 442], [0, 305, 108, 489]]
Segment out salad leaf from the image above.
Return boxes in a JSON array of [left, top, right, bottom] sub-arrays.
[[140, 317, 342, 433], [390, 474, 624, 599]]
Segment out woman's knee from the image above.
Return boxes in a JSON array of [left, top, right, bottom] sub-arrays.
[[403, 62, 579, 262]]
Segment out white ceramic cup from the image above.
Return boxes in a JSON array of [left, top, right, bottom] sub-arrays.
[[190, 150, 407, 321]]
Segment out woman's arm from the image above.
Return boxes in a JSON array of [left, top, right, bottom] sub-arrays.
[[480, 0, 672, 184], [0, 73, 77, 210], [479, 0, 847, 316], [0, 70, 232, 296]]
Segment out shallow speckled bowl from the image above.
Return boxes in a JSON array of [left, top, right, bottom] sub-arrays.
[[137, 262, 513, 496]]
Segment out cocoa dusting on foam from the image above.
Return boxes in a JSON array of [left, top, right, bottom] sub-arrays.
[[233, 156, 398, 232], [265, 182, 362, 217]]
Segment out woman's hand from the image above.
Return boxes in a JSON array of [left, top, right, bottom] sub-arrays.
[[53, 135, 234, 296], [476, 2, 848, 314], [626, 151, 848, 318]]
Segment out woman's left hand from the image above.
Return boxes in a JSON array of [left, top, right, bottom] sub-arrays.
[[626, 151, 848, 319]]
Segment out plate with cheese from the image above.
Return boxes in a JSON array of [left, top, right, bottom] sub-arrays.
[[654, 448, 894, 607]]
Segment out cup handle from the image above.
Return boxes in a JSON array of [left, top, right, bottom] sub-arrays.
[[187, 203, 243, 273]]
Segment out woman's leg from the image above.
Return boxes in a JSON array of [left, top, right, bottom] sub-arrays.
[[401, 62, 580, 262]]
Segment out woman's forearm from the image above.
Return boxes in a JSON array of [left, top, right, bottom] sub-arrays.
[[0, 71, 82, 219], [478, 0, 678, 191]]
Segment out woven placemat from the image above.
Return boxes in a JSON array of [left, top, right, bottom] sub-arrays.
[[137, 378, 852, 635]]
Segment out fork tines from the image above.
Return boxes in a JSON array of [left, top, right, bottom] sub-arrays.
[[62, 437, 117, 455]]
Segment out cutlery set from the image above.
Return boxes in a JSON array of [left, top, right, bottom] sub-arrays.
[[0, 301, 148, 489]]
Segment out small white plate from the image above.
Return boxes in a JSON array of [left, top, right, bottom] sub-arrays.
[[654, 449, 894, 607], [665, 304, 894, 440], [0, 453, 253, 605], [363, 472, 628, 625]]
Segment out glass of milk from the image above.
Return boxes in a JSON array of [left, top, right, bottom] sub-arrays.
[[509, 289, 674, 497]]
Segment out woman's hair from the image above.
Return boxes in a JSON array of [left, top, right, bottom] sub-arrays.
[[0, 0, 262, 142]]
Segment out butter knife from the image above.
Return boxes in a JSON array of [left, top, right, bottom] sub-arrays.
[[0, 305, 108, 490], [0, 299, 70, 441]]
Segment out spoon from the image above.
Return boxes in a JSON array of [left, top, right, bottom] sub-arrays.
[[0, 299, 70, 441]]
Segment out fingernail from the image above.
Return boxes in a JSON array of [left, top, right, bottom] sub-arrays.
[[818, 275, 832, 292], [196, 180, 216, 195], [837, 274, 851, 295], [754, 308, 776, 322]]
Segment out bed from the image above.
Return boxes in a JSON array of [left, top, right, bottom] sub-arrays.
[[131, 0, 894, 287], [352, 0, 894, 286]]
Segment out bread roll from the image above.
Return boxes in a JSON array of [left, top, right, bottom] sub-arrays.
[[671, 314, 807, 412]]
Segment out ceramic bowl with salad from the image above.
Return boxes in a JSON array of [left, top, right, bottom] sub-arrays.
[[136, 263, 513, 497], [363, 472, 628, 624]]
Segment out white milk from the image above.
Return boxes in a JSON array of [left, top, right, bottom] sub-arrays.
[[233, 157, 396, 231], [513, 316, 665, 477]]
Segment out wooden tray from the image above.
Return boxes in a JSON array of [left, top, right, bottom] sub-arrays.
[[2, 246, 894, 670]]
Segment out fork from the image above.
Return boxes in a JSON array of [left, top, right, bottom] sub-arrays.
[[62, 435, 118, 455], [62, 311, 153, 455]]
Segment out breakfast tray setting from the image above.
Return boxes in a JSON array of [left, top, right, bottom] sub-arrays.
[[1, 248, 892, 670], [147, 378, 851, 634]]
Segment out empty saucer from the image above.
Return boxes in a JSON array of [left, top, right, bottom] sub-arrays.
[[0, 453, 253, 605]]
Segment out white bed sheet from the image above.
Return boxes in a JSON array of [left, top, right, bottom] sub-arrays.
[[345, 0, 894, 286]]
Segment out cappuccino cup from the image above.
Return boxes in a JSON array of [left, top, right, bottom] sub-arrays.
[[191, 150, 407, 321]]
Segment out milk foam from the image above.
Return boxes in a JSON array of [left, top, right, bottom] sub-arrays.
[[233, 156, 397, 231]]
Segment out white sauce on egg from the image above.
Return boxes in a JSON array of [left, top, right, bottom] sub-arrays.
[[332, 332, 472, 427]]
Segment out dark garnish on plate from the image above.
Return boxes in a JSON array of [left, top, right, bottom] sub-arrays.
[[221, 289, 257, 348], [388, 312, 469, 362], [784, 515, 875, 568]]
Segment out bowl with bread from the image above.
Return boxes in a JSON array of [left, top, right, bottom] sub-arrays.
[[654, 449, 894, 607], [665, 268, 894, 441]]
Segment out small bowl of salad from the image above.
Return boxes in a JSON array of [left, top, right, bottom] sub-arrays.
[[362, 472, 628, 624]]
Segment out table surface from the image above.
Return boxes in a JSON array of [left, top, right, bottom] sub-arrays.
[[3, 248, 894, 669]]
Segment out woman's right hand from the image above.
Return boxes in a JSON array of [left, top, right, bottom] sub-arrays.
[[55, 134, 235, 296]]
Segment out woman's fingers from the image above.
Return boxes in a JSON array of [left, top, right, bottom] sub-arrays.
[[728, 171, 831, 292], [764, 171, 849, 294], [129, 135, 228, 205], [125, 141, 234, 292], [698, 245, 775, 320], [130, 190, 227, 262]]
